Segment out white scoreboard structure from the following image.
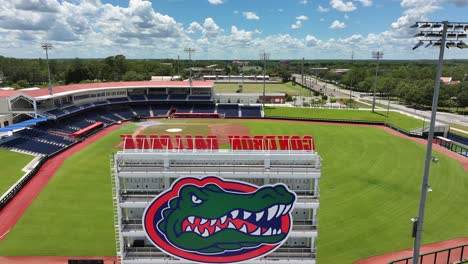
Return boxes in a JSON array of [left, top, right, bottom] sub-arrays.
[[111, 134, 321, 264]]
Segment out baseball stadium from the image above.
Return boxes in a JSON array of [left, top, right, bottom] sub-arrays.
[[0, 80, 467, 264]]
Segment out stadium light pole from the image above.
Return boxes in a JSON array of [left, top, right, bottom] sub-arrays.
[[184, 48, 195, 85], [259, 51, 270, 106], [41, 43, 53, 95], [371, 51, 383, 112], [410, 20, 467, 264]]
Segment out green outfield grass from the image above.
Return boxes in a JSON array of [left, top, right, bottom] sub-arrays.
[[264, 107, 423, 131], [1, 120, 467, 263], [214, 82, 310, 96], [0, 149, 34, 196]]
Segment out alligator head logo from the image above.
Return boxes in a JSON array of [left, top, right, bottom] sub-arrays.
[[143, 176, 296, 263]]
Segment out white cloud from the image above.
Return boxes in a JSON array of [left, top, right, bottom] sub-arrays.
[[344, 14, 349, 19], [330, 0, 357, 12], [296, 15, 309, 20], [278, 8, 284, 12], [317, 5, 330, 12], [233, 10, 239, 14], [187, 22, 203, 34], [207, 0, 224, 5], [202, 18, 223, 37], [242, 11, 260, 20], [299, 0, 309, 4], [291, 21, 302, 29], [356, 0, 373, 7], [186, 18, 223, 38], [320, 18, 325, 22], [330, 20, 347, 29], [305, 35, 319, 46]]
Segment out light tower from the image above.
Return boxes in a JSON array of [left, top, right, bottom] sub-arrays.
[[184, 48, 196, 85], [371, 51, 383, 112], [410, 20, 467, 264], [259, 51, 270, 106], [41, 43, 53, 95]]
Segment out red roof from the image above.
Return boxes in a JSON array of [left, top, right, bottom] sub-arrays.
[[0, 81, 213, 99]]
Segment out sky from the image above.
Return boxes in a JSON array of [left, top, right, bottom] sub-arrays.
[[0, 0, 467, 60]]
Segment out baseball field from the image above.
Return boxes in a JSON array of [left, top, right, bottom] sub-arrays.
[[0, 119, 467, 263]]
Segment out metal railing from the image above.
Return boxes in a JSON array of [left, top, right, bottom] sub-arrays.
[[388, 244, 468, 264]]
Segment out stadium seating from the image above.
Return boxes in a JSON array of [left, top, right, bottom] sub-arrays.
[[108, 97, 130, 104], [151, 105, 170, 116], [131, 105, 151, 117], [63, 105, 81, 113], [240, 106, 262, 117], [146, 94, 168, 101], [109, 107, 135, 120], [192, 104, 216, 113], [175, 105, 193, 113], [168, 94, 187, 101], [46, 108, 68, 118], [188, 95, 212, 101], [217, 104, 240, 117], [129, 95, 146, 102], [93, 100, 109, 106]]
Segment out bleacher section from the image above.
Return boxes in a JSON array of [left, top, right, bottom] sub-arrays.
[[151, 105, 170, 116], [240, 106, 262, 117], [146, 94, 168, 101], [168, 94, 187, 101], [175, 105, 193, 113], [1, 100, 263, 156], [109, 107, 135, 120], [188, 95, 211, 101], [129, 95, 146, 102], [1, 137, 64, 155], [131, 105, 151, 117], [108, 97, 129, 104], [192, 105, 216, 113], [217, 104, 240, 117]]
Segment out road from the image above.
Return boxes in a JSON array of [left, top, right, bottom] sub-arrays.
[[293, 74, 468, 129]]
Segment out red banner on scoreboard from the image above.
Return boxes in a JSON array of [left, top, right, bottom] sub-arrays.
[[120, 134, 315, 151]]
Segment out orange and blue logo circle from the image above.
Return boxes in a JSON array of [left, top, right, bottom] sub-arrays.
[[143, 176, 296, 263]]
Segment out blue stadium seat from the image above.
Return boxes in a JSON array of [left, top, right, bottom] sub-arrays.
[[217, 104, 239, 117]]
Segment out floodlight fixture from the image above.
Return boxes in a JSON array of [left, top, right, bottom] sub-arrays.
[[371, 51, 383, 112], [411, 217, 418, 222], [420, 23, 431, 28], [410, 22, 419, 28], [41, 42, 53, 95], [414, 32, 425, 37], [425, 41, 433, 48], [412, 40, 424, 50], [433, 41, 442, 47], [453, 24, 464, 30], [457, 33, 467, 38], [431, 156, 439, 163], [431, 23, 442, 28]]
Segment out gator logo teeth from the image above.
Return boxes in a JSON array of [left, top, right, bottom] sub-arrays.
[[143, 176, 297, 263]]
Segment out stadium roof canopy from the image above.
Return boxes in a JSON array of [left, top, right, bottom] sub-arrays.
[[0, 81, 214, 99], [0, 117, 50, 133]]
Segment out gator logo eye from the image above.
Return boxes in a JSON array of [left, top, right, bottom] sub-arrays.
[[143, 176, 297, 263], [191, 194, 203, 204]]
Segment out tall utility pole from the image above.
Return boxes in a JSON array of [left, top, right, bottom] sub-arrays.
[[410, 20, 468, 264], [351, 51, 354, 64], [301, 57, 305, 85], [371, 51, 384, 112], [259, 51, 270, 106], [177, 55, 180, 76], [41, 43, 53, 95], [184, 48, 195, 85]]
